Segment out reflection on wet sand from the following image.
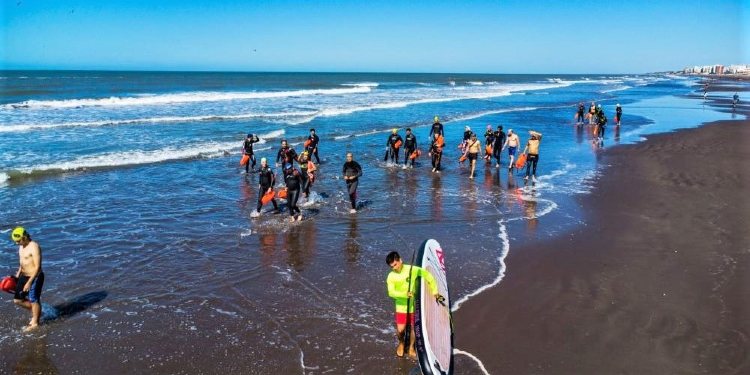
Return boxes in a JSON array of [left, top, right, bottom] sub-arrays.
[[283, 221, 317, 272], [13, 337, 58, 375], [430, 175, 443, 221], [345, 217, 360, 264]]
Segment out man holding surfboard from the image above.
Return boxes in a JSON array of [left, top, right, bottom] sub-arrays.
[[386, 251, 439, 359]]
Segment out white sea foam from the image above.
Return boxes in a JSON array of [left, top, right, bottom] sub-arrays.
[[601, 86, 633, 93], [453, 348, 491, 375], [0, 111, 318, 133], [5, 129, 283, 177], [447, 106, 539, 122], [4, 87, 372, 109], [341, 82, 379, 88]]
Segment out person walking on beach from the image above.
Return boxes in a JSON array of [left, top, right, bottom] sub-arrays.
[[503, 129, 520, 171], [588, 101, 597, 125], [460, 126, 473, 155], [429, 133, 445, 173], [342, 152, 363, 213], [483, 125, 495, 163], [283, 163, 303, 222], [403, 128, 417, 168], [733, 93, 740, 108], [305, 128, 321, 164], [429, 116, 444, 137], [615, 104, 622, 126], [597, 112, 608, 140], [254, 158, 278, 216], [242, 133, 259, 173], [386, 129, 403, 164], [576, 102, 585, 125], [492, 125, 506, 168], [463, 133, 481, 179], [298, 151, 317, 199], [522, 131, 542, 182], [385, 251, 439, 359], [10, 227, 45, 332], [276, 139, 298, 166]]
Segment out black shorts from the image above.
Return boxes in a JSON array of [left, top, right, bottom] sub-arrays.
[[15, 272, 44, 303], [467, 152, 478, 161]]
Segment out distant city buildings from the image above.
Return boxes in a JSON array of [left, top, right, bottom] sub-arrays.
[[682, 64, 749, 75]]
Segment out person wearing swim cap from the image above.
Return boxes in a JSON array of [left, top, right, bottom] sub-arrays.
[[460, 126, 473, 156], [429, 133, 444, 173], [297, 151, 317, 199], [10, 227, 45, 332], [429, 116, 444, 137], [342, 152, 362, 213], [576, 102, 585, 125], [255, 158, 278, 215], [615, 104, 622, 126], [523, 131, 543, 182], [596, 111, 608, 142], [484, 125, 495, 163], [283, 162, 303, 222], [493, 125, 507, 168], [403, 128, 417, 168], [385, 129, 403, 164], [276, 139, 298, 166], [503, 129, 520, 171], [306, 128, 321, 164], [242, 133, 260, 173], [385, 251, 439, 358]]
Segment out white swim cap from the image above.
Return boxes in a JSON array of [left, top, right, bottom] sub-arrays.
[[261, 157, 267, 164]]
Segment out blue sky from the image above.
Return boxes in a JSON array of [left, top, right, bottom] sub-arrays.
[[1, 0, 747, 73]]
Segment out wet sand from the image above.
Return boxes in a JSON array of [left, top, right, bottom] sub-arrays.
[[455, 117, 750, 374]]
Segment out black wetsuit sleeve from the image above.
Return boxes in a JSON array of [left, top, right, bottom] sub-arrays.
[[354, 162, 363, 178], [276, 149, 283, 163]]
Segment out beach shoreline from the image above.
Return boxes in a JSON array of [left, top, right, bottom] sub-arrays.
[[455, 115, 749, 374]]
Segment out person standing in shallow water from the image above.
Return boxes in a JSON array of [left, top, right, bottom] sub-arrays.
[[429, 133, 444, 173], [254, 158, 278, 216], [403, 128, 417, 168], [386, 129, 403, 164], [385, 251, 439, 359], [429, 116, 443, 137], [503, 129, 520, 171], [242, 133, 259, 173], [523, 131, 542, 182], [10, 227, 45, 332], [493, 125, 506, 168], [342, 152, 363, 213], [283, 163, 303, 222], [464, 133, 481, 179]]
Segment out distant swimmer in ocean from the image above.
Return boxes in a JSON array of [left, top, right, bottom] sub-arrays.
[[523, 131, 542, 182], [615, 104, 622, 126], [342, 152, 363, 213], [429, 116, 444, 137], [385, 251, 439, 359], [576, 102, 585, 125], [283, 162, 303, 222], [429, 133, 444, 173], [386, 129, 403, 164], [464, 133, 481, 179], [254, 158, 278, 216], [242, 133, 259, 173], [276, 139, 298, 166], [10, 227, 45, 332], [297, 151, 317, 199], [403, 128, 417, 168], [493, 125, 506, 168], [305, 128, 321, 164], [503, 129, 520, 171]]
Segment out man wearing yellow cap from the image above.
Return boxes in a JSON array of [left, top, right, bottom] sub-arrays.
[[10, 227, 45, 332], [385, 128, 403, 164]]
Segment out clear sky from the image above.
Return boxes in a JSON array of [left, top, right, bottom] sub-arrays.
[[1, 0, 747, 73]]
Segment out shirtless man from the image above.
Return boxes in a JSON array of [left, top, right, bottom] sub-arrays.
[[503, 129, 521, 171], [11, 227, 45, 332]]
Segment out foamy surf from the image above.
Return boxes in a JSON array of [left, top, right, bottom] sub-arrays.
[[3, 129, 283, 179], [5, 87, 372, 109]]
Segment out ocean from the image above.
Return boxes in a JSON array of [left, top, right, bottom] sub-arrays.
[[0, 71, 740, 373]]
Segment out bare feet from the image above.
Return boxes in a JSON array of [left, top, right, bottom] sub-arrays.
[[289, 217, 296, 223], [296, 215, 303, 221], [396, 342, 405, 357], [408, 347, 417, 359], [23, 323, 39, 332]]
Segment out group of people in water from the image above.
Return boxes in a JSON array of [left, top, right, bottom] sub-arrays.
[[575, 101, 622, 141], [241, 115, 557, 222]]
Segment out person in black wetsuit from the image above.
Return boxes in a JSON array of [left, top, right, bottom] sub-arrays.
[[460, 126, 473, 155], [597, 113, 608, 141], [733, 93, 740, 108], [276, 139, 298, 166], [577, 103, 585, 125], [484, 125, 495, 162], [255, 158, 278, 215], [242, 133, 259, 173], [342, 152, 363, 213], [615, 104, 622, 126], [386, 129, 403, 164], [492, 125, 506, 168], [429, 116, 444, 137], [403, 128, 417, 168], [298, 151, 316, 199], [429, 133, 444, 172], [306, 128, 321, 164], [283, 162, 303, 222]]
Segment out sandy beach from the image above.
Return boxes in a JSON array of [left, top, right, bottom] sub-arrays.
[[455, 113, 749, 374]]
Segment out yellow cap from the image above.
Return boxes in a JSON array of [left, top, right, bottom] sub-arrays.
[[434, 116, 439, 123], [11, 226, 25, 241], [392, 128, 398, 134]]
